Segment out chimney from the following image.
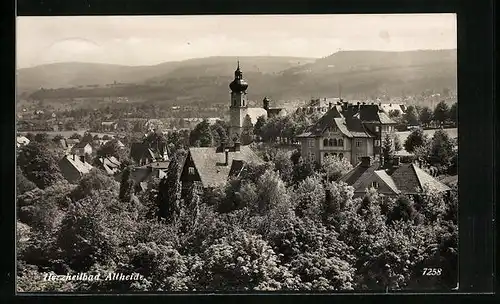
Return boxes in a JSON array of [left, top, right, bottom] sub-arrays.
[[224, 149, 229, 166], [360, 156, 371, 168], [79, 155, 85, 163], [72, 154, 76, 161], [380, 156, 385, 168], [234, 140, 241, 152]]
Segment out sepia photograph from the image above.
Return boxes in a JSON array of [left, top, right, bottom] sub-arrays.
[[15, 14, 459, 293]]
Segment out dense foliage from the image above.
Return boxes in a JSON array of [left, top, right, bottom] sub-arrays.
[[17, 145, 458, 292]]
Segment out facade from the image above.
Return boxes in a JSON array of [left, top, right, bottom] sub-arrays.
[[297, 102, 397, 166], [101, 121, 117, 131], [180, 142, 263, 194], [339, 156, 450, 197], [71, 142, 93, 156], [59, 154, 94, 183]]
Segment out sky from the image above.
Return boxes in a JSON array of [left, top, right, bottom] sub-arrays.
[[17, 14, 456, 68]]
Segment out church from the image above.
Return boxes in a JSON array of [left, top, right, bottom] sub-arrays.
[[228, 61, 286, 142]]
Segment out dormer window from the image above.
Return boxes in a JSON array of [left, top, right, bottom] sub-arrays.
[[371, 181, 379, 189], [188, 167, 195, 175]]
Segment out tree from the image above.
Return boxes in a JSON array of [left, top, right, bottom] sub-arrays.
[[293, 176, 325, 221], [17, 166, 37, 194], [403, 128, 428, 153], [119, 167, 135, 203], [449, 103, 457, 124], [69, 133, 82, 140], [387, 195, 417, 223], [322, 155, 353, 182], [52, 134, 64, 143], [210, 121, 228, 147], [403, 106, 419, 126], [189, 120, 212, 147], [241, 115, 254, 145], [71, 169, 120, 202], [17, 142, 64, 189], [428, 129, 454, 167], [433, 101, 449, 125], [157, 159, 181, 222], [81, 132, 93, 144], [419, 107, 433, 127], [253, 115, 266, 141], [97, 139, 127, 161], [34, 133, 49, 143], [382, 133, 394, 161], [273, 150, 294, 184], [393, 134, 402, 151]]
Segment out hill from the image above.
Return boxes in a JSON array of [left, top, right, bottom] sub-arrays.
[[17, 56, 314, 94], [17, 50, 457, 107]]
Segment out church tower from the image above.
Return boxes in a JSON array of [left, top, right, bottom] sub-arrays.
[[228, 61, 248, 142]]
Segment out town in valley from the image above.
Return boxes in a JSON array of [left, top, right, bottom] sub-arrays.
[[16, 15, 458, 293]]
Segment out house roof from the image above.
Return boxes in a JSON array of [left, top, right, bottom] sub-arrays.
[[61, 155, 93, 174], [66, 139, 80, 145], [297, 106, 372, 138], [380, 103, 406, 114], [439, 175, 458, 187], [187, 145, 263, 188], [339, 162, 450, 195], [73, 141, 91, 149], [374, 170, 400, 194]]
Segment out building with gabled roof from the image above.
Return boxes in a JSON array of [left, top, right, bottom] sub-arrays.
[[71, 141, 93, 156], [180, 142, 263, 192], [338, 156, 450, 197], [95, 156, 122, 176], [297, 102, 398, 165], [59, 154, 94, 183]]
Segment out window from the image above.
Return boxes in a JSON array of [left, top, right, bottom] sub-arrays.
[[332, 138, 338, 146], [374, 140, 380, 147], [188, 167, 195, 175], [338, 138, 344, 147], [375, 126, 380, 132], [309, 152, 315, 161], [371, 181, 379, 189], [356, 140, 361, 147], [323, 138, 328, 147], [308, 139, 314, 147]]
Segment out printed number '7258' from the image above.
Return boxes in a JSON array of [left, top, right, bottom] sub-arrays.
[[423, 268, 442, 276]]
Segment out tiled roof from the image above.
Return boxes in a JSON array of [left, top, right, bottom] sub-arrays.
[[374, 170, 400, 194], [187, 145, 263, 188], [389, 164, 423, 194], [297, 105, 374, 138], [62, 155, 93, 174], [412, 165, 451, 192], [73, 141, 91, 149], [378, 111, 397, 124], [339, 161, 380, 187], [339, 162, 450, 195]]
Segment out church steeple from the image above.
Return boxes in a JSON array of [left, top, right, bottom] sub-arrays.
[[230, 61, 248, 92]]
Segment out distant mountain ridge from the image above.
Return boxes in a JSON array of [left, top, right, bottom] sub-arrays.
[[17, 50, 457, 105]]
